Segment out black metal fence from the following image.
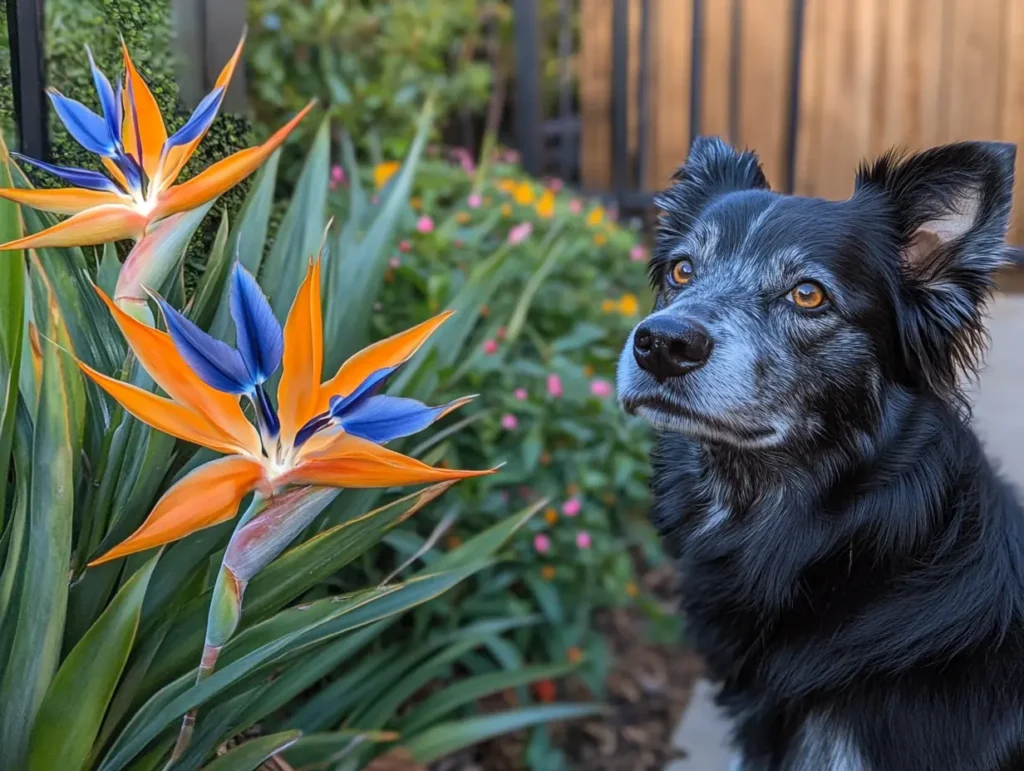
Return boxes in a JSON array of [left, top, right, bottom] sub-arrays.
[[5, 0, 48, 160], [511, 0, 806, 215]]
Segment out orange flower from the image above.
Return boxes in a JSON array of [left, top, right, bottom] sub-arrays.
[[81, 261, 493, 565], [541, 565, 557, 580], [625, 581, 639, 598], [536, 189, 555, 219], [533, 679, 557, 703], [374, 161, 401, 189], [567, 646, 583, 664], [544, 507, 558, 525]]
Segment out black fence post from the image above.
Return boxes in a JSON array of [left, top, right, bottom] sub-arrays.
[[513, 0, 543, 177], [6, 0, 48, 160]]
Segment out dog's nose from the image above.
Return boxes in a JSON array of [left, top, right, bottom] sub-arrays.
[[633, 316, 714, 380]]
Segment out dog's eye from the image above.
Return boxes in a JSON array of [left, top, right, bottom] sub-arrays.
[[668, 258, 694, 287], [789, 281, 827, 310]]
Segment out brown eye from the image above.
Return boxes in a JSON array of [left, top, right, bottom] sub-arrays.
[[669, 258, 694, 286], [789, 281, 827, 310]]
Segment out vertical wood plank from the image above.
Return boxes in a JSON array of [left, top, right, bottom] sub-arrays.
[[647, 0, 693, 189], [794, 0, 827, 196], [699, 0, 735, 140], [946, 0, 1007, 141], [1000, 0, 1024, 242], [902, 0, 946, 150], [735, 0, 794, 188], [580, 0, 614, 188]]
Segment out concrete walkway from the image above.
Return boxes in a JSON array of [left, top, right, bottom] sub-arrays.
[[665, 291, 1024, 771]]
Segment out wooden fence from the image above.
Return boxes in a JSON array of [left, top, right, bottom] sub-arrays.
[[580, 0, 1024, 242]]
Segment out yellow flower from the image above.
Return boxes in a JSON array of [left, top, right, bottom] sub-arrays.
[[587, 206, 605, 227], [513, 181, 536, 205], [583, 365, 595, 377], [541, 565, 557, 581], [601, 299, 618, 314], [536, 190, 555, 219], [625, 581, 639, 598], [545, 507, 559, 525], [593, 233, 608, 246], [500, 203, 513, 217], [618, 293, 639, 316], [374, 161, 401, 189], [455, 211, 471, 224], [497, 179, 517, 194], [410, 196, 421, 210]]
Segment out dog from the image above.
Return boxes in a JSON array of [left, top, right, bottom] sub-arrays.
[[616, 137, 1024, 770]]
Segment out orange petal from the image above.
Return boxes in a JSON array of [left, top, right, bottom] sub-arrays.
[[101, 157, 130, 191], [152, 101, 315, 221], [88, 455, 266, 565], [315, 310, 454, 415], [277, 259, 323, 444], [286, 432, 495, 489], [94, 286, 261, 454], [121, 39, 168, 181], [0, 204, 147, 250], [77, 359, 255, 455], [0, 186, 127, 215], [158, 34, 247, 188]]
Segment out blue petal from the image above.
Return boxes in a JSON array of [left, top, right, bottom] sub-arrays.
[[86, 46, 120, 143], [153, 295, 253, 395], [338, 396, 455, 445], [11, 153, 121, 194], [328, 367, 395, 418], [47, 89, 116, 157], [229, 263, 283, 385], [164, 87, 224, 149], [115, 150, 144, 196]]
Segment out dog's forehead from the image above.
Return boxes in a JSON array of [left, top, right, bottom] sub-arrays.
[[666, 192, 849, 270]]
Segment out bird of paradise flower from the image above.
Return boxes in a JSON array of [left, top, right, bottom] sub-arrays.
[[0, 35, 312, 255], [79, 258, 493, 565]]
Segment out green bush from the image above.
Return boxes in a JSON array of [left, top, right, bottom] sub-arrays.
[[246, 0, 495, 159]]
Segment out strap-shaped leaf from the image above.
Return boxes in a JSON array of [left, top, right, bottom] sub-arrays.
[[25, 557, 158, 771]]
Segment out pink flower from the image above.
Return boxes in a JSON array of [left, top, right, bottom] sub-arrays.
[[450, 147, 476, 174], [416, 216, 435, 234], [590, 379, 613, 398], [534, 533, 551, 554], [502, 149, 521, 164], [630, 245, 647, 262], [514, 387, 528, 401], [562, 497, 581, 517], [576, 531, 592, 549], [398, 240, 411, 253], [501, 413, 518, 430], [546, 373, 563, 398], [468, 193, 482, 209], [508, 222, 533, 245], [483, 339, 499, 355], [497, 326, 507, 340], [329, 164, 346, 189], [548, 177, 564, 192], [388, 257, 401, 269], [569, 199, 583, 214]]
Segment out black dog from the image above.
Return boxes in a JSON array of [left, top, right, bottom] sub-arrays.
[[617, 137, 1024, 770]]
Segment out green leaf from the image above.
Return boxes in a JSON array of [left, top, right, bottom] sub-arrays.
[[199, 732, 300, 771], [505, 237, 571, 345], [26, 557, 158, 771], [262, 117, 330, 319], [208, 149, 282, 341], [0, 294, 78, 770], [0, 151, 23, 526], [279, 731, 398, 767], [404, 704, 607, 764], [323, 96, 435, 371], [97, 243, 121, 299], [99, 568, 483, 771], [431, 499, 544, 573], [400, 661, 579, 736], [189, 211, 232, 331]]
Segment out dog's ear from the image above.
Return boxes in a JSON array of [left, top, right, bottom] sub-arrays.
[[654, 137, 769, 225], [856, 141, 1016, 394]]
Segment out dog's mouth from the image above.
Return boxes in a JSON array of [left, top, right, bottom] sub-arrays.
[[623, 392, 777, 444]]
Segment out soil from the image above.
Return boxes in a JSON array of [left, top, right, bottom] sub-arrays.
[[440, 563, 704, 771]]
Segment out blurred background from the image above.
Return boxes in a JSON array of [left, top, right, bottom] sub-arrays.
[[2, 1, 1024, 770]]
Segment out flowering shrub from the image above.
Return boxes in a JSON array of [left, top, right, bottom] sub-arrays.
[[355, 148, 668, 682]]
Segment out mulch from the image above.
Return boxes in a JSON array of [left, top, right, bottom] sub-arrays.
[[440, 563, 704, 771]]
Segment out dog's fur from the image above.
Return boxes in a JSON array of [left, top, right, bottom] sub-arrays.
[[617, 137, 1024, 770]]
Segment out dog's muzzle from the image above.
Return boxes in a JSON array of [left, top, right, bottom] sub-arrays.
[[632, 315, 714, 382]]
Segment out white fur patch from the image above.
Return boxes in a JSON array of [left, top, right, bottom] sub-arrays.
[[786, 715, 869, 771]]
